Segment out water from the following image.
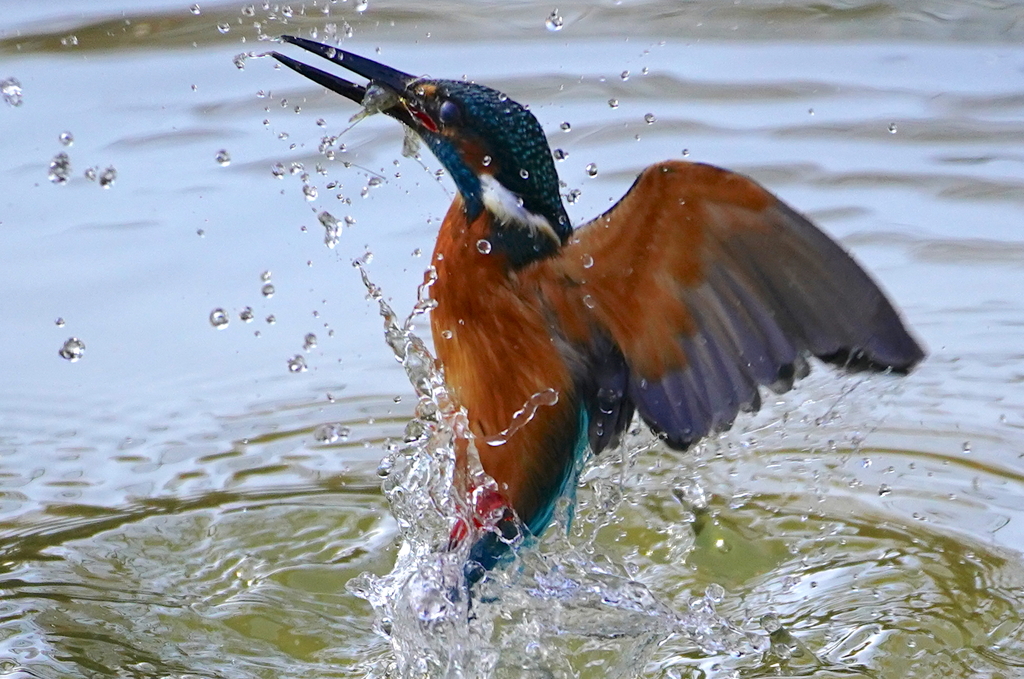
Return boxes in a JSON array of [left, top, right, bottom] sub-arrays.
[[2, 1, 1024, 677]]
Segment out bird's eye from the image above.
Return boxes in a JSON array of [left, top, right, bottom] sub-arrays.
[[438, 100, 461, 126]]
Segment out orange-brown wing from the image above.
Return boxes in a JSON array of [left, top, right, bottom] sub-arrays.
[[537, 160, 924, 449]]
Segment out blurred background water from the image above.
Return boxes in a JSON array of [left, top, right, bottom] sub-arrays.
[[2, 1, 1024, 677]]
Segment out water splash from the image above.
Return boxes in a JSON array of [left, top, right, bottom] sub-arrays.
[[345, 265, 766, 677]]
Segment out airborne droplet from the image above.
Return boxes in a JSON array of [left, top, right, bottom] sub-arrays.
[[545, 9, 564, 31], [585, 163, 598, 177], [59, 337, 85, 362], [209, 308, 229, 329], [644, 112, 656, 124], [303, 333, 318, 351], [888, 122, 898, 134], [1, 77, 23, 107], [608, 98, 619, 109], [288, 354, 308, 373], [476, 239, 492, 254], [48, 153, 72, 184], [215, 149, 231, 166], [319, 211, 341, 249], [59, 131, 74, 146], [314, 423, 350, 443], [261, 283, 275, 298], [98, 166, 116, 188]]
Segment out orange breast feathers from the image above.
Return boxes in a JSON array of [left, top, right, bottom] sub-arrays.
[[430, 197, 582, 527]]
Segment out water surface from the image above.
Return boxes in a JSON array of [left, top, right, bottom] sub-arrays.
[[1, 1, 1023, 677]]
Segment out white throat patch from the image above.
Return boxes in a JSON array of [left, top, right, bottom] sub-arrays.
[[479, 174, 561, 245]]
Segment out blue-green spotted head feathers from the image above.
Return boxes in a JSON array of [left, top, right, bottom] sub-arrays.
[[402, 79, 571, 265], [270, 37, 571, 267]]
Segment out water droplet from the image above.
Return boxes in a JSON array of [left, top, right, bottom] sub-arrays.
[[1, 77, 23, 107], [705, 583, 725, 602], [59, 131, 74, 146], [481, 155, 492, 167], [84, 166, 97, 181], [582, 294, 596, 309], [48, 153, 71, 184], [620, 70, 630, 81], [314, 422, 350, 443], [233, 52, 249, 69], [585, 163, 598, 177], [266, 314, 276, 324], [189, 3, 201, 14], [878, 483, 892, 496], [98, 166, 116, 188], [552, 148, 568, 161], [560, 121, 571, 132], [209, 308, 229, 329], [808, 108, 815, 115], [319, 211, 341, 249], [55, 317, 66, 327], [261, 283, 275, 298], [215, 149, 231, 166], [239, 307, 254, 323], [476, 239, 492, 254], [60, 35, 79, 47], [962, 441, 971, 453], [888, 122, 898, 134], [681, 148, 690, 157], [303, 184, 318, 201], [641, 66, 649, 75], [241, 4, 255, 17], [261, 270, 272, 282], [566, 188, 581, 204], [760, 613, 782, 633], [303, 333, 318, 351], [608, 98, 619, 108], [287, 354, 307, 373], [545, 9, 564, 31], [644, 112, 656, 124], [216, 21, 230, 33], [355, 0, 368, 12], [581, 253, 594, 268], [271, 162, 285, 179], [59, 337, 85, 362], [441, 329, 453, 339], [519, 168, 529, 179]]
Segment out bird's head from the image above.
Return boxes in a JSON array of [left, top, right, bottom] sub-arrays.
[[272, 36, 571, 267]]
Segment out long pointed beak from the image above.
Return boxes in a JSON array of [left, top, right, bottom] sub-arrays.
[[270, 36, 419, 126]]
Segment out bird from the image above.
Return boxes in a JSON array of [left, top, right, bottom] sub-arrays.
[[270, 36, 925, 581]]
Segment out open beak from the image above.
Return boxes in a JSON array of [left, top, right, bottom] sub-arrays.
[[270, 35, 420, 128]]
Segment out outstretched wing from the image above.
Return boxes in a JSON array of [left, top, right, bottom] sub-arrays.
[[536, 161, 924, 450]]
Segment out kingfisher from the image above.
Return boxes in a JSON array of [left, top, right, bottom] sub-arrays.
[[271, 37, 924, 580]]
